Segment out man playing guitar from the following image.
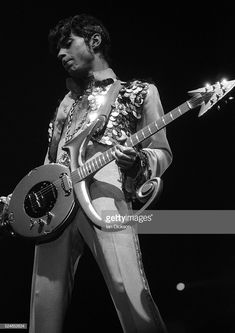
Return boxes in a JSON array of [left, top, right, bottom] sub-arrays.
[[0, 13, 172, 333]]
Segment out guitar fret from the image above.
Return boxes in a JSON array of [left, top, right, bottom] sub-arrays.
[[186, 100, 192, 109], [98, 155, 103, 167], [130, 137, 137, 146], [84, 164, 89, 175], [178, 107, 182, 115], [144, 129, 149, 137], [80, 166, 85, 179], [106, 150, 111, 161], [86, 163, 91, 175], [78, 167, 83, 179], [91, 159, 96, 171], [135, 133, 140, 143], [148, 125, 153, 134], [105, 151, 111, 162], [77, 168, 82, 180], [103, 152, 108, 162], [129, 136, 134, 146], [95, 157, 100, 168], [94, 158, 99, 169], [162, 117, 166, 125], [83, 166, 88, 178], [141, 129, 146, 138], [86, 161, 92, 174], [166, 112, 175, 124], [100, 154, 106, 163]]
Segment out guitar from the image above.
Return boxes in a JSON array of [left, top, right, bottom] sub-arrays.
[[6, 79, 235, 243]]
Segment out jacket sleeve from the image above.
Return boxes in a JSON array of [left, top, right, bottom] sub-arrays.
[[137, 83, 172, 177], [122, 83, 172, 201]]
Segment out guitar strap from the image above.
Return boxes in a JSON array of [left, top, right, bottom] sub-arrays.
[[67, 79, 123, 143], [94, 79, 123, 124], [48, 79, 123, 163]]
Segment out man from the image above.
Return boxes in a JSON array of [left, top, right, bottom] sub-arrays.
[[1, 14, 172, 332]]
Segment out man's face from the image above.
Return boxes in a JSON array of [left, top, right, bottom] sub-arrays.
[[57, 33, 94, 77]]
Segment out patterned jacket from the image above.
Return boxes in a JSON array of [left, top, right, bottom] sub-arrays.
[[45, 68, 172, 201]]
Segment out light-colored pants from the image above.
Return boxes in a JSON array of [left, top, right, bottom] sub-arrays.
[[29, 154, 167, 333]]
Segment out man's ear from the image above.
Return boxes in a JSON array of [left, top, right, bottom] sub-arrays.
[[90, 33, 102, 50]]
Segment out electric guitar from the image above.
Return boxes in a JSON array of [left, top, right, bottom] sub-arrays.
[[6, 79, 235, 243]]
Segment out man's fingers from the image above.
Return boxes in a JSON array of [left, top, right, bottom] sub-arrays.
[[116, 145, 137, 155], [115, 149, 135, 162]]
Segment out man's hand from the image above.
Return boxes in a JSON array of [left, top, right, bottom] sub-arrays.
[[112, 145, 140, 170]]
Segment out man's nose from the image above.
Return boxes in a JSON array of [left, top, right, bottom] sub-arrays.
[[57, 48, 67, 61]]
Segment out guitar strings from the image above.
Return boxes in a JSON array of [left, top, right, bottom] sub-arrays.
[[28, 93, 201, 200], [30, 146, 117, 200], [29, 97, 198, 201], [25, 92, 212, 207]]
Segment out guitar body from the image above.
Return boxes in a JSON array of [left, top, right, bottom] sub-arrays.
[[8, 118, 106, 242], [8, 163, 76, 243]]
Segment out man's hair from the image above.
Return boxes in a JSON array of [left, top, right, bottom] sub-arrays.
[[48, 14, 111, 63]]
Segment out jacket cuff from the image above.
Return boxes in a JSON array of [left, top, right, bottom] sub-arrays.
[[121, 150, 152, 202]]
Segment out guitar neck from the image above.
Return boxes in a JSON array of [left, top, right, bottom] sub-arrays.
[[126, 100, 192, 147], [71, 100, 192, 183]]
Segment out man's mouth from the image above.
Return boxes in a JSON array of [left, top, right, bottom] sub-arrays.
[[63, 59, 73, 68]]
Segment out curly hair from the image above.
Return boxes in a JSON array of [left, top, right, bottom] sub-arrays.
[[48, 14, 111, 63]]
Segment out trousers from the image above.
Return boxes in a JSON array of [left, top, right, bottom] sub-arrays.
[[29, 147, 167, 333]]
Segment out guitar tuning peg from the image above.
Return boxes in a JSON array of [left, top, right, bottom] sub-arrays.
[[221, 78, 228, 86], [219, 81, 225, 89], [205, 83, 210, 92]]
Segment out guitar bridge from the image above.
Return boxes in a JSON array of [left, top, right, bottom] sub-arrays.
[[60, 173, 72, 196]]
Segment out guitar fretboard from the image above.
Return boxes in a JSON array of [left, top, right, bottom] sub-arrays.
[[71, 100, 192, 184]]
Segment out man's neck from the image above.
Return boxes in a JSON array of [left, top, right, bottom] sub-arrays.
[[91, 56, 109, 73], [72, 57, 109, 89]]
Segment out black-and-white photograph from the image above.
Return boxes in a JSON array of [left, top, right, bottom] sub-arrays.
[[0, 2, 234, 332]]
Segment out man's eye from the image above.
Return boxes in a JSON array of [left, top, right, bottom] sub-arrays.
[[65, 39, 72, 47], [60, 39, 72, 48]]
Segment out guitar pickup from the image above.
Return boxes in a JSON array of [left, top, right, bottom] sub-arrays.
[[60, 173, 72, 196]]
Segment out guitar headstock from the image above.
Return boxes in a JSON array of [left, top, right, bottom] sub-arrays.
[[188, 79, 235, 117]]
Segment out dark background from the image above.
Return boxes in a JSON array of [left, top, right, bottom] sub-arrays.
[[0, 1, 235, 332]]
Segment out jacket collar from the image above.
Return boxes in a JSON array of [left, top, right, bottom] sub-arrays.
[[66, 68, 117, 96]]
